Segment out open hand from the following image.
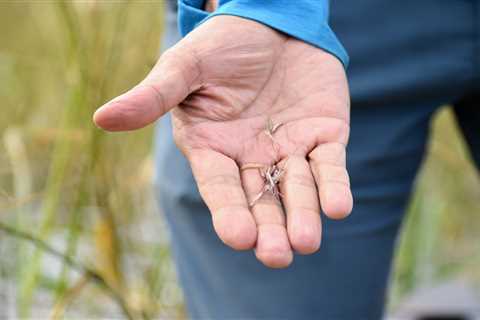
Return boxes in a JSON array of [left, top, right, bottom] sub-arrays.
[[94, 16, 353, 268]]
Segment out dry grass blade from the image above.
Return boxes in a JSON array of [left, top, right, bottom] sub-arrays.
[[265, 117, 283, 145], [50, 275, 89, 320], [248, 161, 288, 207], [245, 117, 290, 207]]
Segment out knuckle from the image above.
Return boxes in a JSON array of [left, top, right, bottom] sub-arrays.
[[332, 118, 350, 144], [285, 172, 316, 188], [308, 142, 346, 166], [316, 165, 350, 186]]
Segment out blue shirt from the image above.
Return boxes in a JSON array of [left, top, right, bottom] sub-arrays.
[[177, 0, 349, 68]]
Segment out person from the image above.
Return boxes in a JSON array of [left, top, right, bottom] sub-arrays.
[[93, 0, 480, 318]]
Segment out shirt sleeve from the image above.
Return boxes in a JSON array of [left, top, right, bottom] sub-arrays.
[[177, 0, 349, 68]]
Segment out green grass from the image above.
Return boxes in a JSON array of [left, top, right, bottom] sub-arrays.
[[0, 1, 184, 318], [389, 107, 480, 306], [0, 1, 479, 318]]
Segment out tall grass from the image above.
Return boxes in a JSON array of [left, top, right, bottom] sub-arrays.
[[1, 1, 183, 318], [389, 107, 480, 306], [0, 1, 478, 319]]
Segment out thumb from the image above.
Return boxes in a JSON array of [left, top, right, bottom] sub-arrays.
[[93, 49, 201, 131]]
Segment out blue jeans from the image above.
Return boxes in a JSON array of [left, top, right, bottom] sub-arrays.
[[154, 1, 480, 319]]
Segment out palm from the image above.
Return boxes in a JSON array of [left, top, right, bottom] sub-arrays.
[[94, 16, 352, 268]]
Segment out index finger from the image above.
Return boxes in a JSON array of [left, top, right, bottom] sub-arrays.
[[188, 149, 257, 250]]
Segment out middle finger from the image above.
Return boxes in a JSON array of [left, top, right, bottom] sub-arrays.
[[241, 165, 293, 268]]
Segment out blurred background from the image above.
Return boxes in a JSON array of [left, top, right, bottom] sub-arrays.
[[0, 1, 479, 319]]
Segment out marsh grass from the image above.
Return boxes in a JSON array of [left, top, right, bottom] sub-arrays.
[[0, 1, 478, 318], [1, 1, 183, 318], [389, 107, 480, 307]]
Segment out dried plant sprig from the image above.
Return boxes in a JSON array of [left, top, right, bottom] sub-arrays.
[[265, 117, 283, 142], [247, 160, 289, 207], [240, 163, 265, 171], [241, 117, 291, 207]]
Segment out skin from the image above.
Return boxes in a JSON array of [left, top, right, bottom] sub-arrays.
[[93, 11, 353, 268], [204, 0, 218, 12]]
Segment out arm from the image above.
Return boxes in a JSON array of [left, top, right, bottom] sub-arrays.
[[94, 3, 352, 268]]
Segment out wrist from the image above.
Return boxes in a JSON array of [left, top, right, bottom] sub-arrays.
[[205, 0, 218, 12]]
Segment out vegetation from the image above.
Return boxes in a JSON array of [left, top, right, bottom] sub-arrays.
[[0, 1, 478, 318], [390, 107, 480, 306], [1, 1, 183, 318]]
